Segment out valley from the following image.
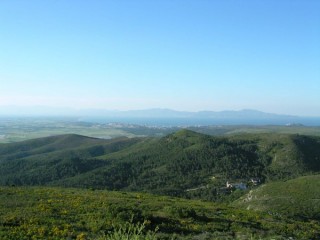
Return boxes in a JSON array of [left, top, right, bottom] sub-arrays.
[[0, 128, 319, 239]]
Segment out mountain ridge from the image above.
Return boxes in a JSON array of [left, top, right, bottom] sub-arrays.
[[0, 106, 300, 118], [2, 107, 319, 126]]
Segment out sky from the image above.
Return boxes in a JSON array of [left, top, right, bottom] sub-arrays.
[[0, 0, 319, 116]]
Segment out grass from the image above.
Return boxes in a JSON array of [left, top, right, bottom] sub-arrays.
[[0, 186, 319, 239], [234, 174, 320, 220]]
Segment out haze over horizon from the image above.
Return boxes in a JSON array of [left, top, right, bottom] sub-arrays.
[[1, 1, 319, 116], [0, 105, 318, 118]]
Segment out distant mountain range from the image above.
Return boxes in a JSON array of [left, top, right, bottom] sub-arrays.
[[112, 108, 294, 119], [0, 106, 319, 126], [0, 106, 297, 119]]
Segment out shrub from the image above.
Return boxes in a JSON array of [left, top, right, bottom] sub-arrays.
[[101, 218, 158, 240]]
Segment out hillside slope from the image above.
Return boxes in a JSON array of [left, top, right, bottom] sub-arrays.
[[234, 174, 320, 220], [0, 130, 319, 200], [1, 186, 319, 239], [0, 134, 144, 185]]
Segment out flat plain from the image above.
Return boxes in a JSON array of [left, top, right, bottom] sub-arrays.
[[1, 117, 320, 144]]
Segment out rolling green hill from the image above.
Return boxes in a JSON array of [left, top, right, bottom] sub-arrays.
[[0, 130, 319, 201], [1, 131, 320, 239], [234, 174, 320, 220], [0, 134, 144, 185]]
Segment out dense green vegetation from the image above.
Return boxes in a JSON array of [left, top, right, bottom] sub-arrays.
[[0, 134, 143, 186], [1, 186, 319, 239], [234, 174, 320, 220], [0, 130, 320, 239], [1, 130, 320, 202]]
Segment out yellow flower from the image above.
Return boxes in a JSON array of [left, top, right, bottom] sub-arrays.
[[76, 232, 87, 240]]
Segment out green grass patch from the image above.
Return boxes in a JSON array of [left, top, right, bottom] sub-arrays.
[[0, 186, 319, 239]]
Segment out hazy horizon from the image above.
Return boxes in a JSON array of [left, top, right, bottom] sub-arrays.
[[1, 1, 319, 116], [1, 105, 320, 118]]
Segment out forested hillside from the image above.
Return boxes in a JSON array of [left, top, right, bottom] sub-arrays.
[[1, 130, 320, 239], [0, 130, 320, 201], [0, 134, 144, 185]]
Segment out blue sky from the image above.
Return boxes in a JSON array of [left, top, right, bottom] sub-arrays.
[[0, 0, 319, 116]]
